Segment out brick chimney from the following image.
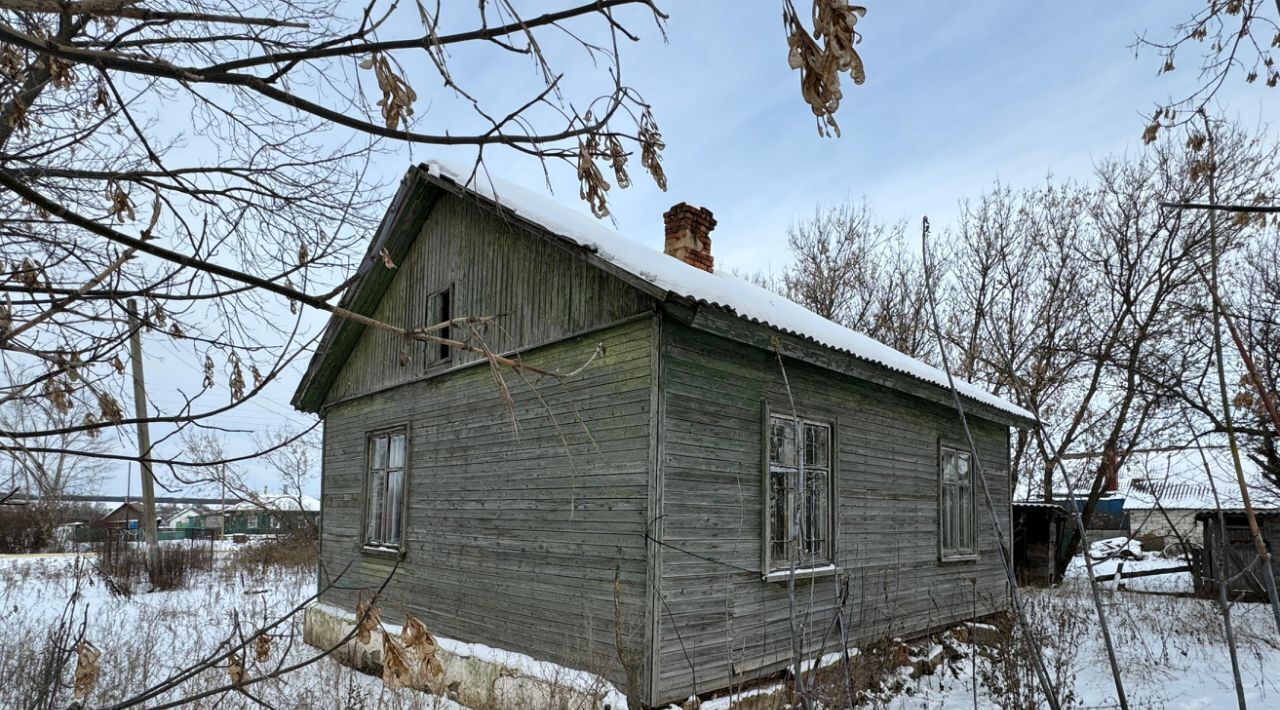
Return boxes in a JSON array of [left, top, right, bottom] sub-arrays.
[[663, 203, 716, 273]]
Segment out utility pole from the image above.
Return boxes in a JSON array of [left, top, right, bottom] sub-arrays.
[[126, 299, 159, 558]]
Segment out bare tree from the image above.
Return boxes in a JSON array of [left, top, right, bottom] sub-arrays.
[[0, 1, 678, 480], [0, 386, 110, 499], [950, 123, 1280, 572], [782, 199, 935, 359], [1232, 235, 1280, 492], [253, 426, 320, 537]]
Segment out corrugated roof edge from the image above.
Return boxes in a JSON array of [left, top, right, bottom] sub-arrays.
[[1195, 508, 1280, 520], [1014, 501, 1069, 510], [421, 160, 1036, 424]]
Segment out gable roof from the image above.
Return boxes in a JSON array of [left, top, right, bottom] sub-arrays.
[[225, 494, 321, 513], [293, 161, 1033, 423], [1122, 450, 1276, 511]]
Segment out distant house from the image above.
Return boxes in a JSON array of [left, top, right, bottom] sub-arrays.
[[1122, 452, 1273, 549], [168, 506, 207, 529], [1125, 479, 1216, 546], [1194, 508, 1280, 601], [219, 495, 320, 535], [98, 502, 161, 529], [291, 162, 1034, 706]]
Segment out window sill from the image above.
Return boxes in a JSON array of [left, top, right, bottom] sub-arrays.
[[939, 554, 978, 565], [361, 544, 403, 560], [763, 564, 838, 583]]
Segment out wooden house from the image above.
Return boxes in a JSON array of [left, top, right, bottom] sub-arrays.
[[219, 495, 321, 536], [168, 506, 207, 530], [1194, 508, 1280, 601], [98, 501, 148, 529], [292, 161, 1035, 707]]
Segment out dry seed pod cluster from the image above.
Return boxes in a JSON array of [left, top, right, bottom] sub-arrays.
[[402, 613, 444, 679], [73, 640, 101, 701], [228, 652, 246, 687], [355, 599, 381, 644], [254, 632, 272, 663], [360, 54, 418, 130], [382, 629, 413, 689], [577, 134, 611, 219], [639, 109, 667, 192], [785, 1, 867, 137]]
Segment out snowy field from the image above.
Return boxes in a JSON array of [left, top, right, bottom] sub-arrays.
[[0, 550, 463, 709], [886, 558, 1280, 709], [3, 549, 1278, 709]]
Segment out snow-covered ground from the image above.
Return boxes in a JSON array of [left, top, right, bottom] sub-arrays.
[[3, 550, 1278, 709], [0, 552, 462, 709], [884, 557, 1280, 709], [704, 552, 1280, 709]]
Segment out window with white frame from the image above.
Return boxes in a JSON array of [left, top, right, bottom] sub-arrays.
[[939, 445, 976, 559], [766, 414, 833, 573], [365, 428, 407, 548]]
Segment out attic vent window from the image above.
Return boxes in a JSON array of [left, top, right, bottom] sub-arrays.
[[427, 285, 453, 365]]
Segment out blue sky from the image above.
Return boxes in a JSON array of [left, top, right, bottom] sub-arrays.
[[93, 2, 1277, 496]]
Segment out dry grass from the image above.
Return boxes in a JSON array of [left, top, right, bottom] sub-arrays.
[[225, 533, 318, 577]]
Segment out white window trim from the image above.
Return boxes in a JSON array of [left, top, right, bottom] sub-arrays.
[[762, 405, 838, 579], [939, 442, 978, 562]]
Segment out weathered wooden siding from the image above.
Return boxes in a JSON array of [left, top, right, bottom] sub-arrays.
[[318, 316, 658, 699], [324, 194, 652, 405], [653, 317, 1012, 704], [1199, 514, 1280, 600]]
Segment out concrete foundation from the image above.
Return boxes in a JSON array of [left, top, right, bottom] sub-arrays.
[[302, 603, 621, 709]]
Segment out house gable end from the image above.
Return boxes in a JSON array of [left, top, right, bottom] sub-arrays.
[[297, 173, 656, 410]]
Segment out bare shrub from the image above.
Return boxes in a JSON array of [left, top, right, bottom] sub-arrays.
[[976, 603, 1084, 710], [228, 533, 318, 576], [0, 503, 56, 553], [95, 532, 142, 596], [95, 534, 214, 593], [146, 541, 215, 591]]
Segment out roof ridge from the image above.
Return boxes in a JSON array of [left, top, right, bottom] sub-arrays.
[[421, 160, 1034, 423]]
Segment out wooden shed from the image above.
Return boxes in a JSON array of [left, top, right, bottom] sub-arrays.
[[1194, 508, 1280, 601], [1012, 501, 1069, 587], [98, 501, 147, 529], [292, 161, 1035, 707]]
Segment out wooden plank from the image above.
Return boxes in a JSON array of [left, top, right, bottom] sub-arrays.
[[317, 316, 657, 696], [652, 316, 1013, 706]]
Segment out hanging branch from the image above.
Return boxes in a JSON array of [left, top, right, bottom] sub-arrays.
[[770, 338, 812, 710], [1160, 201, 1280, 213]]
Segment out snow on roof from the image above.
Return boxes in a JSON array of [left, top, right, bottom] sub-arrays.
[[423, 160, 1033, 422], [226, 494, 320, 512], [1121, 450, 1275, 511]]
